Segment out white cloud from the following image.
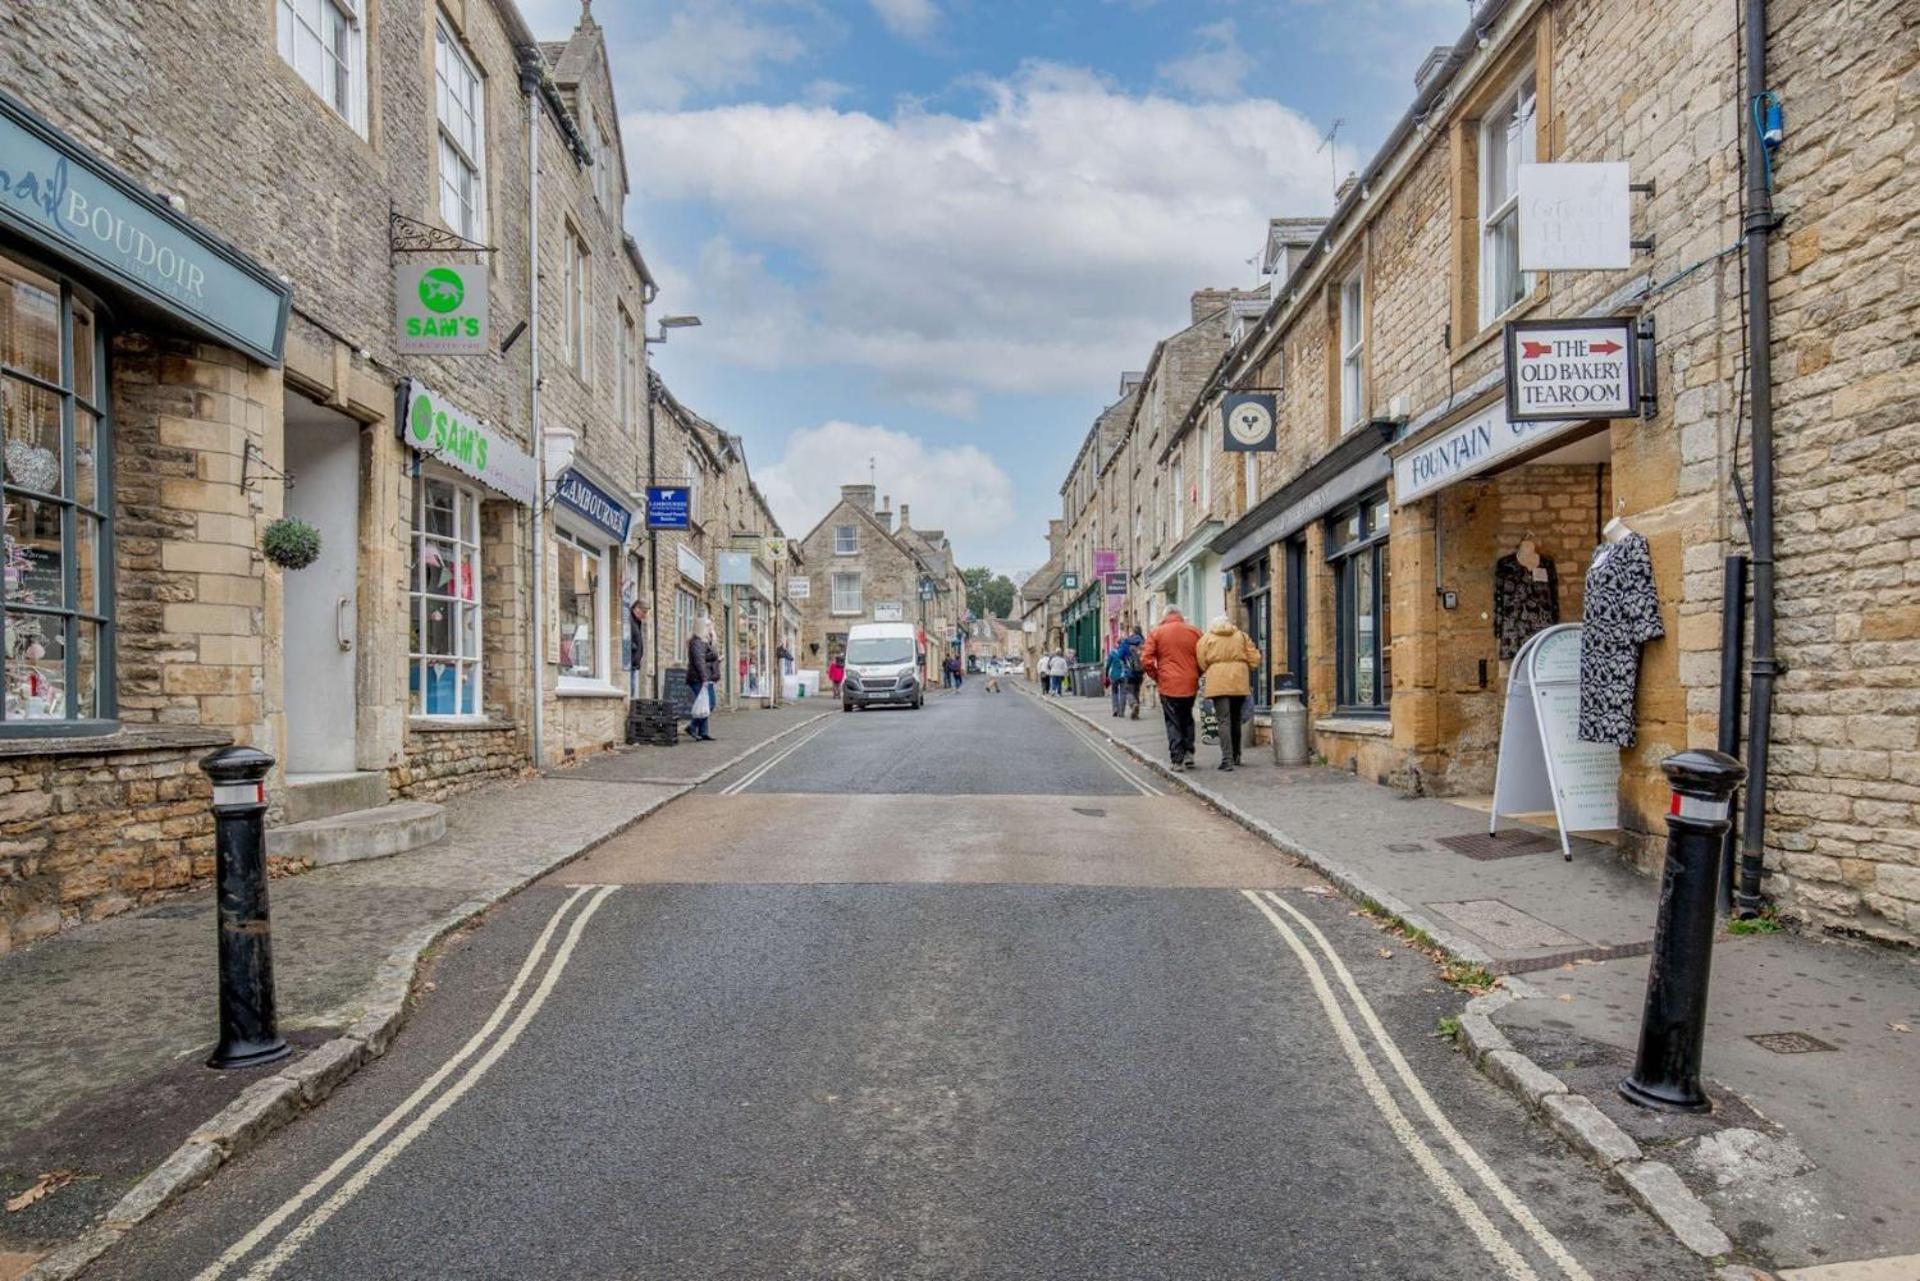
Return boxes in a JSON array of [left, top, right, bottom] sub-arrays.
[[623, 62, 1331, 408], [757, 421, 1015, 547], [1157, 20, 1253, 100], [571, 1, 809, 110], [869, 0, 942, 41]]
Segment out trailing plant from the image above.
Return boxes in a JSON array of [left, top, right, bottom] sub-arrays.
[[261, 517, 322, 571]]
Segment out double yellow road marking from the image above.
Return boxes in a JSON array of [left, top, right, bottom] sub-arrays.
[[195, 885, 619, 1281]]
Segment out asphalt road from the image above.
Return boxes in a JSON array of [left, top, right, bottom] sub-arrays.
[[93, 685, 1704, 1280]]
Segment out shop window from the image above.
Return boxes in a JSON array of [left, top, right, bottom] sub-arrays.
[[277, 0, 365, 135], [673, 587, 700, 661], [2, 253, 112, 732], [1480, 73, 1537, 326], [831, 572, 862, 615], [833, 523, 858, 555], [434, 18, 486, 241], [555, 530, 606, 683], [1339, 271, 1365, 430], [408, 476, 482, 717], [1327, 491, 1391, 715], [1238, 556, 1272, 710], [562, 226, 590, 379]]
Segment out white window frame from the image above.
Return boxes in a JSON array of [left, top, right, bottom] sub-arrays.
[[684, 449, 702, 526], [831, 572, 863, 616], [833, 523, 858, 556], [673, 587, 700, 660], [563, 225, 590, 380], [434, 17, 487, 241], [1339, 271, 1366, 430], [1479, 73, 1538, 327], [1198, 434, 1211, 513], [1171, 460, 1185, 535], [617, 305, 637, 435], [410, 473, 484, 719], [276, 0, 366, 135], [591, 111, 621, 208], [554, 527, 613, 691]]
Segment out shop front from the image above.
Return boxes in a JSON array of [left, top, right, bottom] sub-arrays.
[[1, 88, 292, 940], [1146, 519, 1224, 633], [547, 460, 635, 759], [1062, 579, 1103, 669]]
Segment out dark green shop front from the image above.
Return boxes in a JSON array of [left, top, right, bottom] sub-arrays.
[[1063, 581, 1103, 665]]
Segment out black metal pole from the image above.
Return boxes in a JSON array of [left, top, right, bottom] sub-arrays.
[[1621, 749, 1744, 1114], [1717, 555, 1748, 915], [201, 746, 290, 1070]]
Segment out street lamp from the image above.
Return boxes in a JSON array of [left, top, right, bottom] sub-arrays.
[[645, 314, 702, 346]]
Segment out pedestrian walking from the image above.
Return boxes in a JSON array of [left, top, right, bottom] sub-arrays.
[[686, 617, 720, 741], [626, 598, 648, 699], [1047, 649, 1069, 696], [1104, 638, 1131, 717], [828, 653, 845, 698], [1197, 615, 1262, 771], [1141, 608, 1202, 770], [1124, 626, 1146, 718]]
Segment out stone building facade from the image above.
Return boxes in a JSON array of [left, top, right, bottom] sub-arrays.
[[1045, 0, 1918, 943]]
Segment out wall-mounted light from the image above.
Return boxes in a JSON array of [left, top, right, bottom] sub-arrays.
[[645, 314, 702, 346]]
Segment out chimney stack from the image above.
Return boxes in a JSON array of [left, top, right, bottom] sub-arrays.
[[1190, 288, 1235, 324], [877, 494, 893, 531], [840, 483, 876, 512], [898, 503, 911, 531]]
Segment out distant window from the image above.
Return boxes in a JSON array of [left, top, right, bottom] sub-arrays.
[[1480, 74, 1538, 325], [563, 227, 590, 378], [590, 112, 621, 208], [1171, 461, 1185, 534], [831, 572, 862, 615], [277, 0, 365, 133], [617, 306, 637, 433], [833, 524, 858, 555], [1339, 271, 1365, 429], [434, 19, 486, 240]]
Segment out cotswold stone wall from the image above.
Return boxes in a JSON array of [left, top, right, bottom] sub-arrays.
[[390, 724, 524, 802]]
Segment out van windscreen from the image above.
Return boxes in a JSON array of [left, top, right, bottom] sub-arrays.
[[847, 637, 914, 665]]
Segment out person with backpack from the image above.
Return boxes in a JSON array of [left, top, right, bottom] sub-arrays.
[[1104, 638, 1130, 716], [1121, 625, 1146, 719]]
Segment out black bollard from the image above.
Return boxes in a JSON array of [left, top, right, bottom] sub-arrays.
[[201, 746, 290, 1070], [1620, 749, 1745, 1113]]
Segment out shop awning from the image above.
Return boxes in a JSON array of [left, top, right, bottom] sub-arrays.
[[1146, 519, 1224, 590], [1211, 420, 1394, 568], [1390, 397, 1595, 506]]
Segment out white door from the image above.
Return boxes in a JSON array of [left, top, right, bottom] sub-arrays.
[[282, 396, 361, 774]]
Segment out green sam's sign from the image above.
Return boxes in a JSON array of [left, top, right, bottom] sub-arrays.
[[399, 379, 537, 507], [395, 260, 488, 355]]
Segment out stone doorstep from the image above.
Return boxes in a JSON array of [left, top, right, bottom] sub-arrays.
[[281, 770, 389, 825], [1021, 685, 1740, 1264], [264, 801, 448, 866], [17, 712, 833, 1281]]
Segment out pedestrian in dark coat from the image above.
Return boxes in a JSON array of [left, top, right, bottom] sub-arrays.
[[686, 618, 719, 741]]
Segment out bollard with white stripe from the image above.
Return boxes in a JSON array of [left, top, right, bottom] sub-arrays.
[[201, 745, 290, 1070], [1620, 748, 1745, 1113]]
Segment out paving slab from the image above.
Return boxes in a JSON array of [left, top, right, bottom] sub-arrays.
[[550, 698, 830, 784]]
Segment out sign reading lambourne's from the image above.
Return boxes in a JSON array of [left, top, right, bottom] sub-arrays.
[[400, 379, 538, 507], [1503, 317, 1639, 422], [0, 88, 289, 364], [395, 261, 488, 355]]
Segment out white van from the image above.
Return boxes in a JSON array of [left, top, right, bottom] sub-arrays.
[[841, 621, 923, 711]]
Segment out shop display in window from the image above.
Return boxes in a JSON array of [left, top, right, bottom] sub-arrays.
[[1577, 522, 1663, 747], [1492, 538, 1560, 660], [409, 476, 483, 716]]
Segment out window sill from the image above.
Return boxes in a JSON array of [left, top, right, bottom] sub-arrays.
[[0, 723, 231, 759], [1452, 286, 1551, 364], [556, 682, 623, 699], [1315, 715, 1392, 737], [410, 716, 515, 733]]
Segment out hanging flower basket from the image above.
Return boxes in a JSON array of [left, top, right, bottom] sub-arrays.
[[261, 517, 322, 571]]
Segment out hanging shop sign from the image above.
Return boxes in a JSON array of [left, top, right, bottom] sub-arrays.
[[1504, 317, 1640, 423], [1222, 393, 1278, 453], [787, 576, 811, 600], [717, 551, 752, 586], [554, 468, 634, 542], [1490, 624, 1619, 859], [763, 537, 788, 562], [1518, 162, 1631, 271], [1061, 572, 1080, 592], [874, 602, 904, 622], [645, 485, 690, 529], [1394, 401, 1580, 506], [0, 88, 290, 364], [394, 260, 488, 355], [399, 379, 538, 507], [677, 544, 705, 584]]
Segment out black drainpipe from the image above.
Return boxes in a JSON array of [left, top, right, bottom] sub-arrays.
[[1734, 0, 1777, 915]]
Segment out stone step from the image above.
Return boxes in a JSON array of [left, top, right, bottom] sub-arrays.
[[283, 770, 389, 825], [266, 801, 446, 867]]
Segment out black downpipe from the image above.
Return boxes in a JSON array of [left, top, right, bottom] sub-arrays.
[[1735, 0, 1777, 915], [1718, 555, 1748, 915]]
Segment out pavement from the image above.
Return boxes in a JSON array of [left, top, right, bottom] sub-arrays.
[[0, 700, 827, 1278], [74, 684, 1702, 1280], [1023, 677, 1920, 1276]]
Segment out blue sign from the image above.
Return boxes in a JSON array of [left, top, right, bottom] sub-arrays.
[[554, 469, 633, 542], [0, 89, 290, 365], [646, 485, 691, 530]]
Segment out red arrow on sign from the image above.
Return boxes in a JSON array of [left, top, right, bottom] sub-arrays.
[[1520, 341, 1552, 359], [1589, 340, 1623, 355]]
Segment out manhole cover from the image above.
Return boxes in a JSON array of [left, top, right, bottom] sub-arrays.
[[1386, 842, 1427, 853], [1071, 807, 1107, 818], [1747, 1032, 1836, 1055], [1428, 899, 1586, 950], [1437, 831, 1560, 860]]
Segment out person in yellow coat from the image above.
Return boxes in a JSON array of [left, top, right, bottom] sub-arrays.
[[1196, 615, 1262, 771]]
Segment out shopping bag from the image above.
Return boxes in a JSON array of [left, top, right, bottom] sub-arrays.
[[689, 685, 712, 718]]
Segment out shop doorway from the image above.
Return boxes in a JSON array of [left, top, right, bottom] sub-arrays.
[[282, 394, 361, 775], [1284, 535, 1308, 701]]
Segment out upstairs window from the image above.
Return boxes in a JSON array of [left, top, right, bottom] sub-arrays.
[[617, 306, 637, 433], [1480, 74, 1538, 325], [833, 524, 858, 555], [562, 227, 590, 379], [435, 19, 486, 241], [831, 572, 862, 615], [277, 0, 365, 134], [1339, 271, 1365, 430]]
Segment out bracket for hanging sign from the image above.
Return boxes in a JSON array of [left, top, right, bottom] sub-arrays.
[[1637, 315, 1659, 420], [388, 207, 496, 257], [240, 439, 294, 492]]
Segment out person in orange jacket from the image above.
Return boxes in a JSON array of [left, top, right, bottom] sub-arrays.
[[1141, 607, 1203, 771]]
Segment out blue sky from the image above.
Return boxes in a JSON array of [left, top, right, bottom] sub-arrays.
[[523, 0, 1470, 575]]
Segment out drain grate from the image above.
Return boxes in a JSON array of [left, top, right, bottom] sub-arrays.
[[1437, 830, 1560, 860], [1747, 1032, 1837, 1055], [1071, 807, 1107, 818]]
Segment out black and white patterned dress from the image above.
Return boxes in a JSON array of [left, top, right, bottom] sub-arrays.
[[1493, 552, 1560, 660], [1578, 532, 1663, 746]]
